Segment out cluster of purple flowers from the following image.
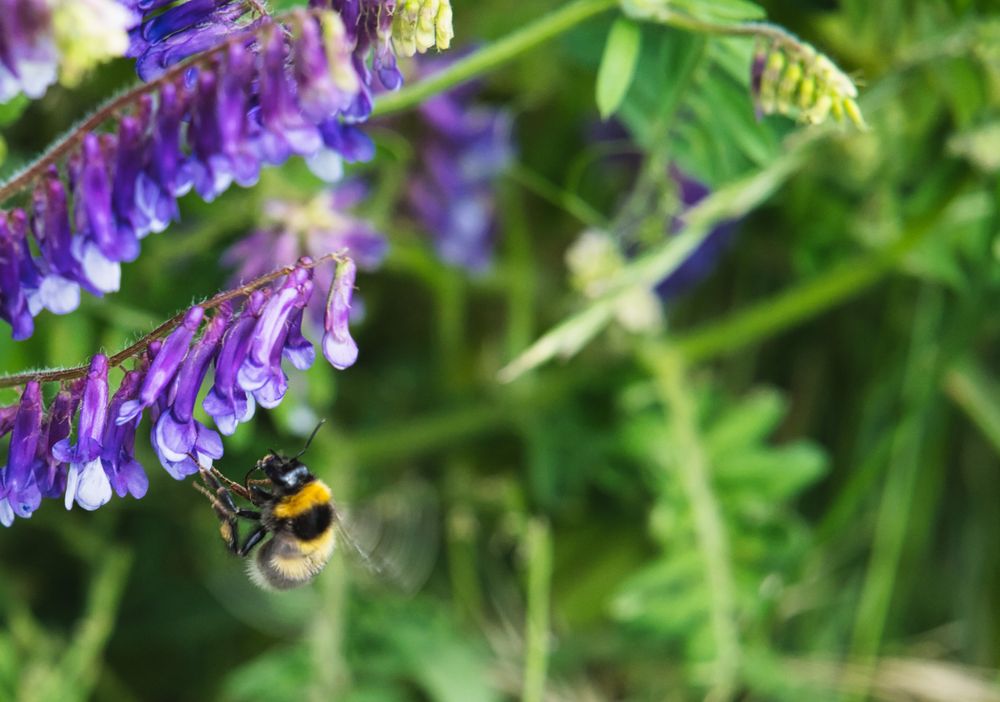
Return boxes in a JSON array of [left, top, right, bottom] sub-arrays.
[[223, 180, 387, 325], [124, 0, 402, 123], [0, 0, 58, 101], [0, 256, 359, 526], [404, 53, 513, 272], [0, 9, 377, 341]]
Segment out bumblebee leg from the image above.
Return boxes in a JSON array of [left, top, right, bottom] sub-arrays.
[[199, 467, 261, 520], [208, 466, 252, 501], [238, 526, 268, 557], [248, 484, 274, 505], [193, 482, 241, 555]]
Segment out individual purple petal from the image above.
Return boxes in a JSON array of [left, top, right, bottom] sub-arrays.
[[112, 102, 154, 245], [2, 381, 43, 498], [292, 10, 356, 122], [54, 355, 112, 511], [101, 370, 148, 498], [216, 41, 260, 187], [64, 458, 112, 511], [258, 22, 322, 163], [203, 291, 264, 435], [33, 379, 83, 499], [282, 303, 315, 371], [118, 306, 204, 424], [0, 210, 34, 340], [322, 258, 358, 369]]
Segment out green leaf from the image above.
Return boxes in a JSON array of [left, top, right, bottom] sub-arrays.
[[705, 388, 787, 458], [596, 18, 642, 120]]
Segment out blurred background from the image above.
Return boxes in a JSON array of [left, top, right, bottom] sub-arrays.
[[2, 0, 1000, 700]]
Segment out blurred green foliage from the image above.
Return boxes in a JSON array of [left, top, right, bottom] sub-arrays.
[[2, 0, 1000, 700]]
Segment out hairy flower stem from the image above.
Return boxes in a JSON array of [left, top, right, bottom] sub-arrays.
[[641, 343, 741, 701], [0, 253, 346, 389], [372, 0, 619, 117]]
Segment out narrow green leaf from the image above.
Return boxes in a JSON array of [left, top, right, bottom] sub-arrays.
[[596, 18, 642, 120]]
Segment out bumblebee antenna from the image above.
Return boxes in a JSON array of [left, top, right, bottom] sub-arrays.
[[293, 419, 326, 459]]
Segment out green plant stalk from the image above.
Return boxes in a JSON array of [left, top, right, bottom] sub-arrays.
[[522, 518, 553, 702], [506, 164, 609, 230], [943, 362, 1000, 458], [847, 288, 944, 700], [373, 0, 619, 117], [642, 344, 741, 700]]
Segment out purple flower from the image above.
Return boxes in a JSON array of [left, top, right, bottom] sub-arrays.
[[223, 182, 387, 326], [0, 0, 58, 101], [203, 291, 265, 435], [118, 306, 205, 424], [0, 255, 363, 525], [404, 54, 513, 272], [33, 380, 83, 499], [0, 210, 35, 340], [1, 8, 382, 341], [153, 304, 230, 467], [29, 172, 86, 312], [102, 371, 149, 499], [323, 258, 358, 369], [128, 0, 247, 81], [655, 166, 738, 300], [238, 266, 314, 408], [0, 381, 43, 525], [54, 354, 111, 511]]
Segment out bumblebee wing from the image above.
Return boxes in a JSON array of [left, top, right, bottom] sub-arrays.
[[248, 529, 336, 591], [338, 480, 439, 595]]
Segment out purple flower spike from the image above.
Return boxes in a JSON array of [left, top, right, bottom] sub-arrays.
[[0, 381, 44, 524], [54, 355, 111, 511], [154, 304, 230, 463], [118, 305, 204, 424], [33, 381, 83, 499], [323, 258, 358, 369], [102, 371, 149, 498], [204, 291, 265, 435]]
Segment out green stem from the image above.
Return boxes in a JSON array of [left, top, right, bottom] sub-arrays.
[[507, 164, 609, 230], [944, 362, 1000, 459], [641, 344, 741, 700], [522, 518, 553, 702], [847, 287, 944, 700], [372, 0, 619, 117]]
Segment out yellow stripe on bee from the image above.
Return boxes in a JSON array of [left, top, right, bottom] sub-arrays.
[[272, 480, 332, 519]]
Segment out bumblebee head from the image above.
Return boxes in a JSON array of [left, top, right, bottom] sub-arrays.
[[258, 453, 315, 496]]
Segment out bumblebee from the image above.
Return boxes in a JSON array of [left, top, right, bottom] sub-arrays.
[[194, 425, 339, 590]]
